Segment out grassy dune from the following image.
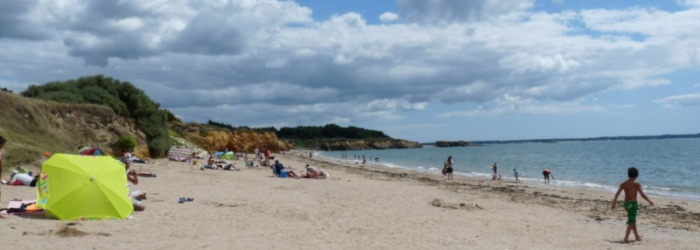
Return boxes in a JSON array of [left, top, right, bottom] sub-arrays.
[[0, 91, 124, 173]]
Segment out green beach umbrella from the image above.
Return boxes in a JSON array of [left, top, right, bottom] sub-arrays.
[[221, 151, 235, 160], [37, 154, 133, 220]]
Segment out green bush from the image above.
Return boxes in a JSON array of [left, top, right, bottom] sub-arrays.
[[146, 134, 170, 157], [115, 136, 137, 151], [199, 128, 209, 137], [21, 75, 172, 158]]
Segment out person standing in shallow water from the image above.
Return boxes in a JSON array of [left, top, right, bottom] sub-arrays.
[[492, 163, 498, 175], [442, 156, 454, 181], [543, 168, 554, 183]]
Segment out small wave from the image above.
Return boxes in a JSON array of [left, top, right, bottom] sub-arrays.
[[315, 153, 700, 201], [644, 185, 682, 192]]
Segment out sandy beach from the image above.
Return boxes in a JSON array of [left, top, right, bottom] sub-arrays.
[[2, 151, 700, 249]]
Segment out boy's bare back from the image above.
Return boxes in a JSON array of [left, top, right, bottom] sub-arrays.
[[619, 179, 643, 202], [611, 167, 653, 210]]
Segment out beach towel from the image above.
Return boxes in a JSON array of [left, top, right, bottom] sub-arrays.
[[168, 146, 193, 162], [1, 200, 45, 217]]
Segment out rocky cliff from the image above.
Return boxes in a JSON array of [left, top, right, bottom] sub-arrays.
[[170, 123, 292, 153], [1, 91, 415, 171], [435, 140, 473, 147]]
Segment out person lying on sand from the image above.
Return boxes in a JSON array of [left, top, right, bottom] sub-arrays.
[[4, 171, 35, 186], [302, 165, 330, 179], [121, 158, 157, 177], [210, 158, 240, 171], [216, 163, 240, 171], [2, 170, 39, 187]]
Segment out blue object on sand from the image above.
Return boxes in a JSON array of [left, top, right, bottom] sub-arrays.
[[280, 169, 288, 178]]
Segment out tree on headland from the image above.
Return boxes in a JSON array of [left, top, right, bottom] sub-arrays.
[[277, 124, 391, 140], [203, 120, 390, 140], [21, 75, 171, 157]]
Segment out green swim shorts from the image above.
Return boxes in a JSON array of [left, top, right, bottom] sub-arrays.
[[624, 201, 638, 225]]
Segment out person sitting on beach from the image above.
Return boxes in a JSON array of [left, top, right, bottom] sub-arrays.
[[203, 155, 216, 169], [272, 160, 300, 178], [124, 161, 146, 211], [272, 160, 284, 176], [123, 150, 133, 162]]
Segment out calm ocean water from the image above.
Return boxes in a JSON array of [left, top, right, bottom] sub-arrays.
[[317, 138, 700, 201]]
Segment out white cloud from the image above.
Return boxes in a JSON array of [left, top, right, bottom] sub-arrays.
[[654, 93, 700, 108], [2, 0, 700, 134], [366, 99, 428, 111], [379, 12, 399, 23], [499, 52, 581, 74], [678, 0, 700, 7], [437, 98, 607, 118]]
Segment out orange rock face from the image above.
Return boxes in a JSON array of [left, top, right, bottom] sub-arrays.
[[183, 129, 292, 153]]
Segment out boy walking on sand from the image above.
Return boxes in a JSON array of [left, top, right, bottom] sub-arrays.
[[611, 167, 654, 243]]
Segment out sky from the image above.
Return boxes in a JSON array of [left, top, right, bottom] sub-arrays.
[[1, 0, 700, 143]]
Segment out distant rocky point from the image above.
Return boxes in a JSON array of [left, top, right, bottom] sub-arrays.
[[434, 140, 475, 147]]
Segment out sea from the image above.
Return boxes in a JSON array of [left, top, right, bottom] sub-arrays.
[[317, 138, 700, 201]]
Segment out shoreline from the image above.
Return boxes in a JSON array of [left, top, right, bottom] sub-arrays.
[[294, 150, 700, 232], [313, 151, 700, 202]]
